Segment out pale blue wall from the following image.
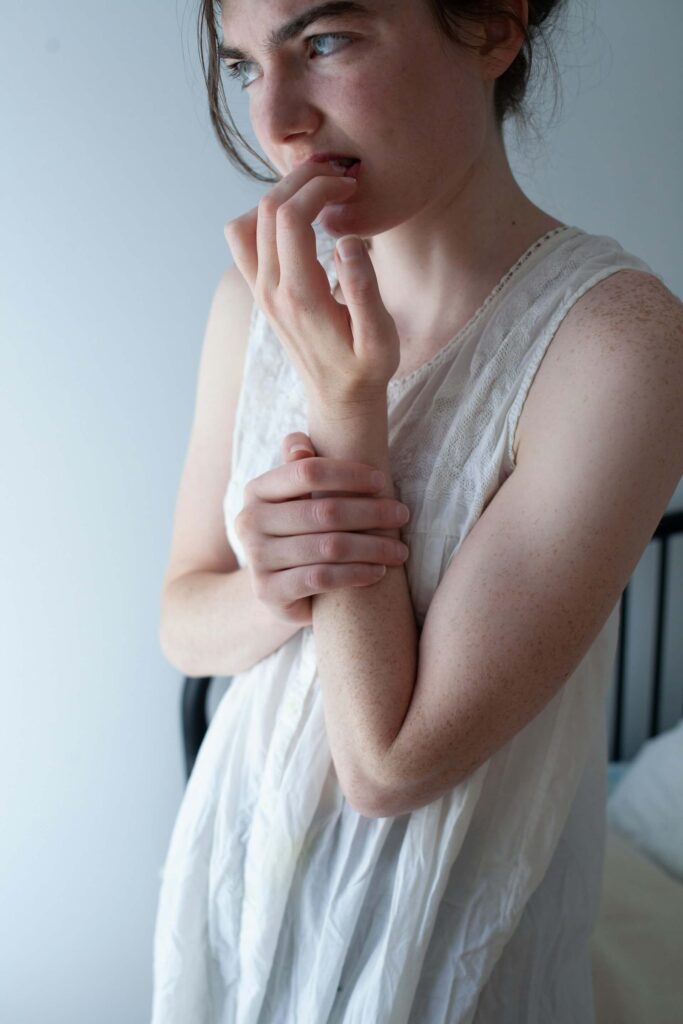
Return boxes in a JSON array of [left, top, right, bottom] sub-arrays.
[[1, 1, 681, 1020]]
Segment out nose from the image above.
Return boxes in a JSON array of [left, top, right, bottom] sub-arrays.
[[251, 72, 322, 160]]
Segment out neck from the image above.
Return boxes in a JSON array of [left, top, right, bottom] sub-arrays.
[[357, 135, 563, 343]]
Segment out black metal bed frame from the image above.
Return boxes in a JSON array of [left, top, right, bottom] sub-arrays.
[[610, 508, 682, 760], [180, 509, 683, 782]]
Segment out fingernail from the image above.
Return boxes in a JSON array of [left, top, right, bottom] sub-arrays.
[[337, 235, 363, 261], [289, 444, 313, 455]]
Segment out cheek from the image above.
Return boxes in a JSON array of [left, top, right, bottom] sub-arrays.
[[332, 72, 384, 124], [355, 56, 460, 151], [345, 74, 418, 149]]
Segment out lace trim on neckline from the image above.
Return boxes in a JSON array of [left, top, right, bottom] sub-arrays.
[[323, 224, 579, 395]]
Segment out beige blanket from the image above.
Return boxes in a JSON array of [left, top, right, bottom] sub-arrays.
[[591, 826, 683, 1024]]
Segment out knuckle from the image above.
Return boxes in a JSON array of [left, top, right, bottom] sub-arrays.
[[258, 194, 277, 217], [320, 533, 345, 561], [308, 564, 331, 591], [313, 497, 337, 528], [293, 458, 318, 489], [223, 219, 243, 247], [235, 505, 255, 539], [276, 202, 298, 229], [354, 278, 375, 299], [302, 566, 318, 592]]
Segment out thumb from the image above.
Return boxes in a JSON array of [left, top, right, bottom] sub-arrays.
[[334, 235, 388, 342], [282, 431, 316, 463]]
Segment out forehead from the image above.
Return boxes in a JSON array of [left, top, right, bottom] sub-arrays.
[[220, 1, 384, 56]]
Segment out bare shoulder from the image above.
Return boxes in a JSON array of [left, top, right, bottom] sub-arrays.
[[513, 270, 683, 462]]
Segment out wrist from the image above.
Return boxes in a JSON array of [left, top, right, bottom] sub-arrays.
[[309, 388, 387, 424], [308, 394, 388, 460], [307, 395, 398, 543]]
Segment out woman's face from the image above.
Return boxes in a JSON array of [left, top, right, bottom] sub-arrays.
[[221, 0, 496, 239]]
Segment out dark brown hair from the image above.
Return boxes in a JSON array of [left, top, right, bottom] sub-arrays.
[[196, 0, 570, 184]]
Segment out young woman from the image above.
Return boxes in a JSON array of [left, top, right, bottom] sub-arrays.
[[152, 1, 683, 1020]]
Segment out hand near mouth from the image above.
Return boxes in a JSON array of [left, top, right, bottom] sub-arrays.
[[223, 160, 400, 409]]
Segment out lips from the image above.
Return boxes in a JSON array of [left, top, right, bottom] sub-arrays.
[[306, 151, 359, 165], [294, 151, 362, 185], [297, 151, 359, 171]]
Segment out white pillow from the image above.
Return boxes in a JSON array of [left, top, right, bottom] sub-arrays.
[[607, 718, 683, 882]]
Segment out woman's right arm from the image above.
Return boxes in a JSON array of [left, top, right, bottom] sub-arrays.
[[161, 567, 301, 678], [159, 264, 301, 679]]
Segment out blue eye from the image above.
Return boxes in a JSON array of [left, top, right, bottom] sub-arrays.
[[222, 33, 353, 90]]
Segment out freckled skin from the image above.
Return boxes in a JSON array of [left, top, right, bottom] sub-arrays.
[[378, 270, 683, 816]]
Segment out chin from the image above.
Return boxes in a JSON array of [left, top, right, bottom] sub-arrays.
[[317, 204, 365, 237]]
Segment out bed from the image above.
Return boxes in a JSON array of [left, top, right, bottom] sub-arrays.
[[180, 508, 683, 1022]]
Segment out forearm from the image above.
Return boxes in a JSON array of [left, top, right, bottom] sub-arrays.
[[307, 396, 418, 809], [160, 567, 301, 678]]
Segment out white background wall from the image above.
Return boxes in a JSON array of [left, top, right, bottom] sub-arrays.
[[1, 1, 681, 1019]]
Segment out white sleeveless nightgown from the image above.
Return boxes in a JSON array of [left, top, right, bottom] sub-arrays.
[[151, 222, 662, 1023]]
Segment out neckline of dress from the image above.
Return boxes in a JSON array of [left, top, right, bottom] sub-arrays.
[[324, 223, 580, 394]]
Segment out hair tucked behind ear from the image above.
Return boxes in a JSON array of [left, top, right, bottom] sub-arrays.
[[425, 0, 570, 136], [196, 0, 571, 185]]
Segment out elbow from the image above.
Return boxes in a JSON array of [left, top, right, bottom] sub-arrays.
[[341, 763, 389, 819], [159, 618, 197, 679], [159, 582, 199, 677], [345, 789, 385, 819], [159, 622, 182, 675], [361, 740, 465, 818]]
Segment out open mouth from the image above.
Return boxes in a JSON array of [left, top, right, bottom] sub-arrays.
[[329, 157, 361, 179]]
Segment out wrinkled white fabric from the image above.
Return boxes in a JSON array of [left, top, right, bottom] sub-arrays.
[[151, 222, 661, 1023]]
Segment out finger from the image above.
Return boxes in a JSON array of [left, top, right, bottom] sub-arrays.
[[282, 432, 315, 462], [250, 530, 409, 572], [224, 209, 258, 292], [256, 162, 351, 293], [257, 562, 387, 606], [275, 177, 358, 296], [333, 236, 391, 363], [294, 562, 387, 595], [252, 494, 404, 537], [245, 457, 386, 503]]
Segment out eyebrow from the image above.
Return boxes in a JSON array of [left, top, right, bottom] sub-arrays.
[[218, 1, 375, 61]]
